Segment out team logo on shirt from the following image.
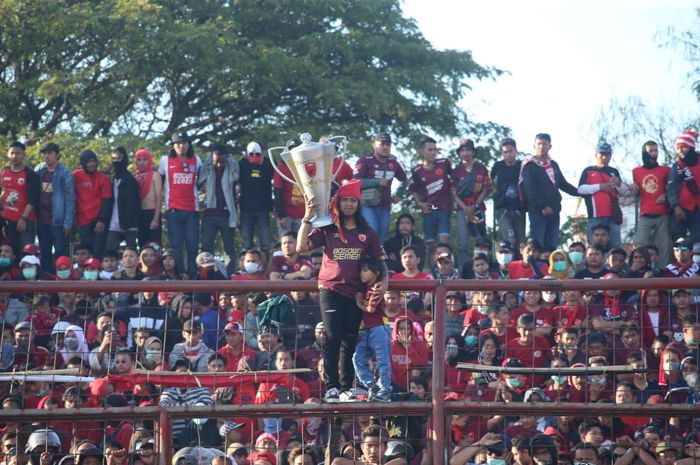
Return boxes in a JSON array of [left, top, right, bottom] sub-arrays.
[[534, 350, 542, 358], [358, 234, 366, 242], [436, 168, 444, 176], [642, 174, 659, 194], [305, 162, 317, 178], [17, 177, 25, 185]]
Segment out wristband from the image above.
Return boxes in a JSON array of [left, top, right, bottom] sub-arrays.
[[302, 219, 313, 225], [21, 216, 28, 221]]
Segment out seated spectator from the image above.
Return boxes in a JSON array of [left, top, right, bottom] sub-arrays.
[[169, 320, 214, 372], [217, 323, 256, 372], [384, 214, 426, 274], [508, 291, 555, 339], [505, 314, 551, 388], [268, 232, 311, 281], [232, 250, 268, 281], [391, 316, 429, 392], [553, 290, 588, 331], [662, 237, 698, 278], [548, 249, 573, 279], [623, 247, 655, 279], [574, 245, 608, 279], [508, 239, 548, 280], [159, 359, 216, 447]]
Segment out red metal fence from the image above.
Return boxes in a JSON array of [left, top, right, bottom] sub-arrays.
[[1, 277, 699, 465]]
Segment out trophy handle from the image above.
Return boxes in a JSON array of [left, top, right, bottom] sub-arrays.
[[327, 136, 347, 178], [267, 146, 297, 185]]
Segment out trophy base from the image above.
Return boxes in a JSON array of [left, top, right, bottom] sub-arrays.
[[311, 215, 333, 228]]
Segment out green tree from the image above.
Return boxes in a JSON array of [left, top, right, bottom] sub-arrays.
[[0, 0, 506, 154]]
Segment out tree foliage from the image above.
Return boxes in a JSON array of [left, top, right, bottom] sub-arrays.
[[0, 0, 506, 157]]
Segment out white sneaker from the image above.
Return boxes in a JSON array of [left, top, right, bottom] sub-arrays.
[[339, 390, 359, 402]]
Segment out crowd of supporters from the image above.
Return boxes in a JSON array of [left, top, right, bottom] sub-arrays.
[[1, 129, 700, 465]]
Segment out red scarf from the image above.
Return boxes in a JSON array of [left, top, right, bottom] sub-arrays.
[[134, 149, 154, 200], [329, 193, 347, 243]]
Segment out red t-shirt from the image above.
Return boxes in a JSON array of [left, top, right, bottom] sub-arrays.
[[391, 271, 432, 280], [409, 159, 452, 211], [72, 169, 112, 226], [508, 306, 557, 328], [309, 225, 384, 299], [1, 167, 35, 222], [451, 161, 492, 207], [507, 260, 549, 279], [632, 165, 670, 216], [217, 345, 256, 371], [269, 254, 311, 277], [159, 155, 202, 211], [504, 336, 551, 369], [273, 164, 305, 219]]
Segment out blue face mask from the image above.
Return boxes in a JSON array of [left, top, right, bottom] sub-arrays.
[[505, 377, 521, 389], [568, 251, 584, 265], [552, 261, 567, 272], [22, 267, 37, 279], [551, 375, 568, 385], [464, 335, 478, 347], [57, 269, 71, 280], [83, 270, 98, 281], [0, 257, 11, 267]]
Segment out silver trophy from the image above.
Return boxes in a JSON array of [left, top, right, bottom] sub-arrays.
[[268, 133, 347, 227]]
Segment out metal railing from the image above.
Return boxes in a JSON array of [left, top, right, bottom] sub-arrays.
[[1, 277, 699, 465]]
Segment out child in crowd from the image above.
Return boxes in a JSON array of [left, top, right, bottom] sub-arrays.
[[353, 256, 392, 402]]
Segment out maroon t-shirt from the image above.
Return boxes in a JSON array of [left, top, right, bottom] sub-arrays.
[[269, 254, 311, 277], [361, 286, 387, 329], [409, 159, 452, 211], [353, 155, 407, 208], [309, 225, 384, 298]]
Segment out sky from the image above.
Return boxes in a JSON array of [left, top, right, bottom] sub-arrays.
[[402, 0, 699, 195]]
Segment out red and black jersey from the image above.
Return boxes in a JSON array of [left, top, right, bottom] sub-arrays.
[[409, 159, 452, 211], [0, 166, 40, 222], [578, 165, 621, 218]]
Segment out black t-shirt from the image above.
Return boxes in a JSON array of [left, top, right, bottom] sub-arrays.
[[490, 160, 522, 210], [238, 158, 273, 213], [574, 268, 609, 279]]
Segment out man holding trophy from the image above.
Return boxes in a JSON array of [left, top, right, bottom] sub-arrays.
[[271, 134, 388, 402]]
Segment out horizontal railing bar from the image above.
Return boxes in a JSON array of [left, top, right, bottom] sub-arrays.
[[443, 402, 700, 416]]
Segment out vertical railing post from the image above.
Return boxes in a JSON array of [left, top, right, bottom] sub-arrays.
[[159, 408, 170, 465], [431, 280, 447, 465]]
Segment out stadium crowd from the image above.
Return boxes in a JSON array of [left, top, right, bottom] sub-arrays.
[[0, 130, 700, 465]]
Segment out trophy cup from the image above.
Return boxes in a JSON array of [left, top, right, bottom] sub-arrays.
[[268, 133, 346, 227]]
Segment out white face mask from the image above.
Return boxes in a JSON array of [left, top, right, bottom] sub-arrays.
[[497, 253, 513, 266], [243, 262, 260, 274], [542, 292, 558, 303]]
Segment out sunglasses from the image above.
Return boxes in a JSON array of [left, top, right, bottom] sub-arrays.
[[674, 245, 689, 251]]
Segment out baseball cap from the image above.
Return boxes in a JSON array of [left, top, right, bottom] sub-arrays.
[[373, 132, 392, 143], [183, 320, 204, 332], [436, 252, 452, 262], [83, 258, 101, 269], [174, 454, 198, 465], [135, 439, 155, 451], [497, 241, 512, 252], [596, 142, 613, 154], [675, 237, 692, 249], [219, 421, 244, 438], [226, 443, 247, 456], [385, 441, 414, 461], [224, 322, 243, 334], [171, 132, 190, 144], [19, 255, 40, 267], [14, 321, 32, 331], [40, 143, 60, 153], [195, 252, 216, 268], [315, 321, 324, 330], [456, 138, 475, 153], [485, 434, 512, 454], [246, 141, 262, 155]]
